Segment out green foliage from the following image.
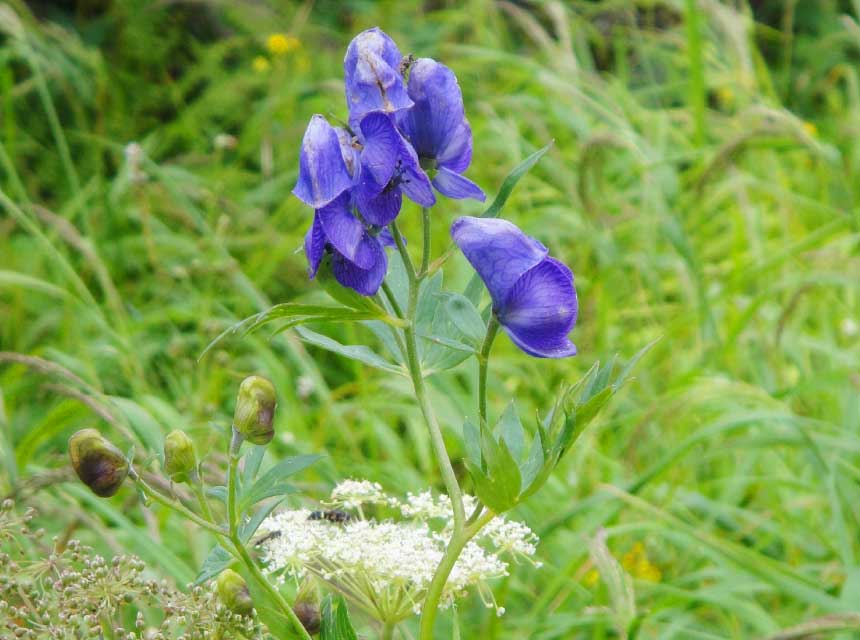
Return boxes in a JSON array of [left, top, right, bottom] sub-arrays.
[[465, 342, 655, 512], [3, 0, 860, 638], [319, 595, 359, 640]]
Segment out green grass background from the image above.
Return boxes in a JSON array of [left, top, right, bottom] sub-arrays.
[[2, 0, 860, 637]]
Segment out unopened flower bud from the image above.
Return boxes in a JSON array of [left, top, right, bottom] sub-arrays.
[[216, 569, 253, 616], [68, 429, 129, 497], [293, 599, 321, 634], [233, 376, 277, 445], [163, 430, 196, 482]]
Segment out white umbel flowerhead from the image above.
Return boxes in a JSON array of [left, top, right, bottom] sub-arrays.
[[259, 482, 539, 623]]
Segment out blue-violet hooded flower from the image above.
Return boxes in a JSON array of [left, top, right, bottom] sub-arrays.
[[292, 115, 355, 209], [304, 193, 390, 296], [451, 216, 578, 358], [355, 112, 435, 226], [294, 115, 389, 296], [399, 58, 485, 202], [344, 28, 412, 130]]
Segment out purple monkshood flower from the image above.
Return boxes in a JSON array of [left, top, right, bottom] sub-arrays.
[[304, 192, 390, 296], [293, 115, 391, 296], [292, 115, 355, 209], [344, 28, 413, 130], [355, 112, 435, 226], [399, 58, 485, 202], [451, 217, 578, 358]]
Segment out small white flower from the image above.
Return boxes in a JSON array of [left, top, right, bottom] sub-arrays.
[[260, 484, 538, 624], [329, 479, 387, 508]]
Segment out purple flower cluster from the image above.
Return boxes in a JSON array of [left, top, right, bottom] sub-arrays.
[[293, 28, 485, 296], [292, 27, 578, 358]]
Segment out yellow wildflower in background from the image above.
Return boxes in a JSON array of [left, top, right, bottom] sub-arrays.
[[252, 56, 270, 73], [801, 121, 817, 137], [267, 33, 300, 56], [622, 542, 661, 582]]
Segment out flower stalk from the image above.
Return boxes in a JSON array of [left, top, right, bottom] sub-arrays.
[[390, 220, 466, 531]]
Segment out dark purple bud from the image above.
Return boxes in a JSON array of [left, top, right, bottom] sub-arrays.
[[68, 429, 129, 497]]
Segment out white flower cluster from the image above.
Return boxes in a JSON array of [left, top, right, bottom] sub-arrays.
[[259, 482, 539, 623]]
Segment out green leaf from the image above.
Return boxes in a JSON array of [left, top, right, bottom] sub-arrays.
[[295, 326, 405, 375], [519, 432, 547, 499], [612, 337, 660, 391], [441, 292, 486, 347], [496, 402, 525, 462], [240, 497, 287, 543], [242, 444, 267, 487], [466, 429, 522, 512], [194, 544, 234, 585], [200, 302, 391, 359], [463, 419, 481, 468], [482, 142, 554, 219], [242, 569, 297, 640], [320, 594, 358, 640], [463, 272, 485, 305], [239, 454, 321, 513], [207, 485, 227, 503]]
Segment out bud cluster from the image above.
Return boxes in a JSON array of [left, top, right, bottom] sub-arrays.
[[0, 503, 260, 638]]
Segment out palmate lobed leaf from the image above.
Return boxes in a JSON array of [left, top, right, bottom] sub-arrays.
[[466, 342, 656, 509], [320, 594, 358, 640]]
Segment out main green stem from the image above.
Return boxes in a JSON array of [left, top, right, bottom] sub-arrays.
[[419, 207, 431, 277], [418, 511, 496, 639], [382, 621, 396, 640], [389, 222, 465, 530], [478, 316, 501, 432], [391, 218, 489, 639]]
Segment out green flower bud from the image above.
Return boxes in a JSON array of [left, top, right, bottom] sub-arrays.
[[216, 569, 253, 616], [233, 376, 277, 445], [163, 430, 196, 482], [293, 578, 320, 634], [68, 429, 129, 497]]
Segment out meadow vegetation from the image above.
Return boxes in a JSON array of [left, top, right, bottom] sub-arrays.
[[2, 0, 860, 637]]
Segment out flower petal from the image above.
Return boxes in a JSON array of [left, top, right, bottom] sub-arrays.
[[432, 167, 485, 201], [401, 58, 467, 164], [435, 121, 473, 174], [498, 258, 578, 359], [399, 156, 436, 208], [316, 194, 375, 270], [344, 28, 412, 128], [292, 115, 354, 209], [358, 112, 400, 190], [356, 185, 403, 227], [450, 216, 548, 304], [304, 214, 327, 279], [331, 234, 388, 296], [335, 127, 360, 178]]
